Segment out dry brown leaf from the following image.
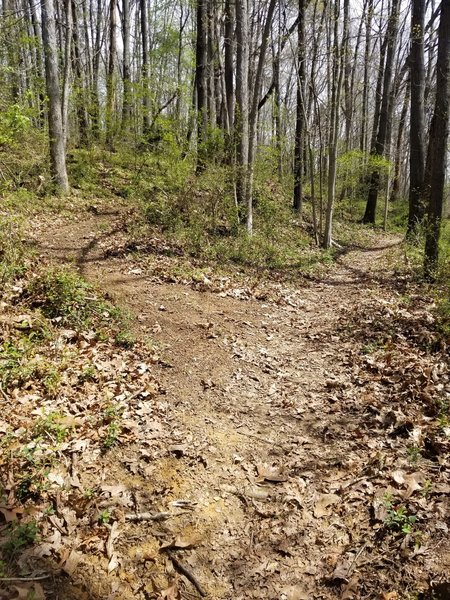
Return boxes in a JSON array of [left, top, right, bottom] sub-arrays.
[[106, 521, 120, 559], [161, 580, 181, 600], [330, 555, 353, 582], [160, 535, 201, 551], [381, 593, 399, 600], [0, 506, 24, 523], [256, 463, 288, 483], [61, 548, 83, 575], [314, 493, 341, 518], [280, 584, 309, 600], [108, 552, 119, 573]]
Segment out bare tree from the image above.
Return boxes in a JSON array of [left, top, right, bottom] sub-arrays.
[[293, 0, 307, 215], [363, 0, 400, 224], [408, 0, 426, 233], [424, 0, 450, 278], [41, 0, 69, 193], [195, 0, 207, 172]]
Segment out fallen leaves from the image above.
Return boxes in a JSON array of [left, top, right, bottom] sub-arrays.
[[313, 493, 341, 518], [256, 463, 288, 483]]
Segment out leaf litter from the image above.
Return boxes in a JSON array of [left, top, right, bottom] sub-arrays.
[[0, 208, 448, 599]]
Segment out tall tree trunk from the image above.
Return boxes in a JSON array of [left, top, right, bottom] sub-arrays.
[[407, 0, 426, 234], [121, 0, 131, 130], [390, 82, 409, 203], [323, 0, 344, 248], [363, 0, 400, 224], [247, 0, 277, 233], [195, 0, 207, 172], [342, 0, 351, 150], [293, 0, 306, 214], [360, 0, 373, 154], [424, 0, 450, 278], [41, 0, 69, 193], [28, 0, 46, 125], [61, 0, 72, 147], [140, 0, 150, 134], [206, 0, 216, 127], [235, 0, 249, 217], [224, 0, 234, 133], [91, 0, 102, 138], [71, 0, 89, 146], [105, 0, 117, 149]]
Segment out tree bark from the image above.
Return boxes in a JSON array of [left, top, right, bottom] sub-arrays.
[[105, 0, 117, 149], [195, 0, 207, 172], [424, 0, 450, 279], [390, 82, 409, 204], [121, 0, 132, 130], [235, 0, 249, 218], [293, 0, 307, 214], [407, 0, 426, 234], [224, 0, 234, 133], [247, 0, 277, 233], [140, 0, 150, 134], [323, 0, 344, 248], [363, 0, 400, 224], [41, 0, 69, 193]]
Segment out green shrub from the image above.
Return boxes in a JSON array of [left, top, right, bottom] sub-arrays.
[[0, 217, 27, 286], [0, 103, 31, 148], [27, 268, 95, 326]]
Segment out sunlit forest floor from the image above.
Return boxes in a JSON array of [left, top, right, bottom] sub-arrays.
[[0, 180, 449, 599]]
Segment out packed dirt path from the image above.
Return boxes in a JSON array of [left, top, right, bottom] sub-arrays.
[[29, 205, 447, 600]]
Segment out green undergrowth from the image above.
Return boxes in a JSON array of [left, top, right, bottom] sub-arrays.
[[0, 227, 141, 576], [66, 146, 339, 275], [25, 267, 133, 342]]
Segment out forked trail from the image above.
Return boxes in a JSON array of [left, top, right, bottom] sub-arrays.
[[30, 205, 448, 599]]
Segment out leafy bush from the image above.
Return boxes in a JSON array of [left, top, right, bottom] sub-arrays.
[[27, 268, 95, 326], [0, 217, 27, 286], [26, 267, 135, 345], [0, 103, 31, 147]]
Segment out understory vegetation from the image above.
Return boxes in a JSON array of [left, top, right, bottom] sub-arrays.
[[0, 136, 449, 598]]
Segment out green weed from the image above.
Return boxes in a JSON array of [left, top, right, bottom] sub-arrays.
[[0, 216, 27, 286], [0, 339, 61, 395], [1, 520, 39, 559], [407, 445, 422, 464], [32, 412, 70, 444], [97, 509, 111, 524], [26, 267, 135, 347], [383, 495, 417, 534], [102, 404, 123, 449]]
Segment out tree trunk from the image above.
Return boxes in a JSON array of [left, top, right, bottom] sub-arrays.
[[41, 0, 69, 193], [407, 0, 426, 234], [121, 0, 131, 131], [140, 0, 150, 134], [224, 0, 234, 133], [323, 0, 344, 248], [195, 0, 207, 172], [424, 0, 450, 279], [390, 83, 409, 204], [71, 0, 90, 146], [247, 0, 277, 233], [235, 0, 250, 218], [363, 0, 400, 224], [293, 0, 306, 214], [105, 0, 117, 149], [61, 0, 72, 147], [91, 0, 102, 138]]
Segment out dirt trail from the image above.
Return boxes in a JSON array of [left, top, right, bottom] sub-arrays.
[[29, 207, 437, 600]]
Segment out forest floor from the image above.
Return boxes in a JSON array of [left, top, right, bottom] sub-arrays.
[[1, 197, 449, 600]]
